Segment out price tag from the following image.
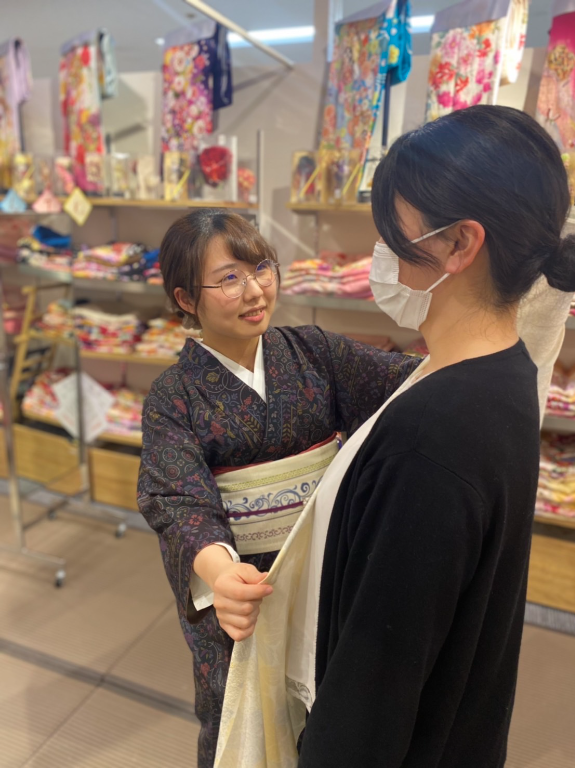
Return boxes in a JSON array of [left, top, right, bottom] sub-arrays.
[[53, 372, 115, 443], [63, 187, 93, 226]]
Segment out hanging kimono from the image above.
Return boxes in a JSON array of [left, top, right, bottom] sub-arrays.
[[0, 39, 32, 158], [214, 280, 572, 768], [59, 29, 117, 190], [320, 0, 411, 152], [138, 326, 419, 768], [161, 22, 233, 153], [425, 0, 529, 123], [535, 1, 575, 153]]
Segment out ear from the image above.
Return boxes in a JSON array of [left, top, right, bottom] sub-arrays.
[[444, 220, 485, 275], [173, 287, 197, 316]]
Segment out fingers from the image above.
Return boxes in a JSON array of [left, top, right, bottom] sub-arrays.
[[218, 603, 261, 642], [214, 595, 262, 616], [236, 563, 271, 585]]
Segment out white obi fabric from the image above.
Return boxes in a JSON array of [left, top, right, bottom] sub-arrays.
[[215, 436, 340, 556]]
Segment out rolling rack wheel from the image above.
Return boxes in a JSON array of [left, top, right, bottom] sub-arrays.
[[54, 569, 66, 588], [115, 523, 127, 539]]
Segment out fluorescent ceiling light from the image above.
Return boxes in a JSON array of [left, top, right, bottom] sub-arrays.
[[228, 26, 315, 47], [411, 15, 435, 33], [156, 17, 433, 50]]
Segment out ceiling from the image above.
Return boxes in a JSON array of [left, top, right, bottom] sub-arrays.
[[1, 0, 555, 74]]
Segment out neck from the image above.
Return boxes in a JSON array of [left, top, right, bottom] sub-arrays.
[[421, 295, 519, 376], [200, 332, 260, 371]]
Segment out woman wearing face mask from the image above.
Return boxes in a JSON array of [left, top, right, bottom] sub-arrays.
[[137, 211, 423, 767], [292, 106, 575, 767]]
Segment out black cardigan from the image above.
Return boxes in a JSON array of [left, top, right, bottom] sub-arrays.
[[299, 341, 540, 768]]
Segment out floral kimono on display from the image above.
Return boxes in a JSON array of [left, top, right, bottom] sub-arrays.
[[320, 0, 411, 152], [0, 39, 32, 159], [137, 326, 418, 767], [161, 22, 232, 153], [425, 0, 529, 122], [59, 29, 117, 190], [536, 0, 575, 154]]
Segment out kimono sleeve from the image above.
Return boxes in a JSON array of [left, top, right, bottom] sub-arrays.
[[137, 376, 235, 618], [321, 330, 421, 435], [299, 451, 484, 768]]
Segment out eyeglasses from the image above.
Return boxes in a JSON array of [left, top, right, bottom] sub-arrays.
[[201, 259, 279, 299]]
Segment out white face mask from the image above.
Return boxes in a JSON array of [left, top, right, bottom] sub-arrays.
[[369, 224, 455, 331]]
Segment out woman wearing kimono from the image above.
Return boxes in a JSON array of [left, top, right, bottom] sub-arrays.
[[137, 211, 419, 767]]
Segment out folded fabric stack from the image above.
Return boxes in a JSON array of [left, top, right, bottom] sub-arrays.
[[73, 243, 145, 281], [72, 243, 163, 285], [537, 434, 575, 520], [17, 226, 74, 273], [105, 388, 145, 438], [34, 300, 75, 339], [281, 251, 373, 299], [22, 369, 70, 421], [22, 368, 144, 438], [545, 366, 575, 419], [134, 317, 198, 358], [73, 305, 145, 355]]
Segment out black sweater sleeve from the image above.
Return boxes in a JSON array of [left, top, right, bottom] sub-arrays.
[[299, 450, 485, 768]]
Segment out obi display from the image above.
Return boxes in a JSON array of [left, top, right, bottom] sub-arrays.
[[425, 0, 529, 123], [59, 29, 117, 191], [0, 39, 32, 161], [536, 0, 575, 153], [162, 21, 232, 153]]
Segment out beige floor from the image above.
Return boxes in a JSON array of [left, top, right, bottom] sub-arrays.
[[0, 498, 574, 767]]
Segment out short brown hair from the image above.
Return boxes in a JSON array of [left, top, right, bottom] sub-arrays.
[[159, 209, 278, 329]]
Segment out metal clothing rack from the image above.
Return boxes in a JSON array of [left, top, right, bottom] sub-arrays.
[[182, 0, 295, 69], [0, 275, 67, 586]]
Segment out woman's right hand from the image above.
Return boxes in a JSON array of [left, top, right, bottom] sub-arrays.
[[213, 562, 273, 641], [194, 544, 273, 641]]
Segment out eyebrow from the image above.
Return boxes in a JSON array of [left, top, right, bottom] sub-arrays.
[[210, 262, 240, 275]]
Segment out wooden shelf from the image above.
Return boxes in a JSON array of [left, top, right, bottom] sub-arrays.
[[534, 512, 575, 530], [279, 293, 380, 313], [542, 415, 575, 434], [80, 350, 176, 366], [22, 409, 142, 447], [287, 202, 371, 214], [84, 197, 257, 211], [17, 264, 166, 295]]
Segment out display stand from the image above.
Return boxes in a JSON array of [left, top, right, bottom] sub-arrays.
[[0, 275, 66, 586]]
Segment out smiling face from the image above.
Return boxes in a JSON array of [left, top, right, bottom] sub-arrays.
[[194, 236, 278, 345]]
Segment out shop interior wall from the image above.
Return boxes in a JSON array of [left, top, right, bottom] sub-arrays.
[[20, 35, 575, 371]]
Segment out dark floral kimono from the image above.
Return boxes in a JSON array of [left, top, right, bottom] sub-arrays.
[[138, 325, 419, 767]]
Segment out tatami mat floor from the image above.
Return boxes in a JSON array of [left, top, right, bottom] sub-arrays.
[[0, 497, 574, 767]]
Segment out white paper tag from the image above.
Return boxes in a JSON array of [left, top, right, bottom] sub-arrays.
[[52, 373, 115, 443]]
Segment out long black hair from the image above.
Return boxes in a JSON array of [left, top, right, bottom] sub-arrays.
[[372, 105, 575, 305]]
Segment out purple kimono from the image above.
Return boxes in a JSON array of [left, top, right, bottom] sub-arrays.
[[138, 325, 419, 767]]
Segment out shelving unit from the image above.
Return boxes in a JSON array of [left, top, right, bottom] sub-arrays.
[[79, 197, 258, 211], [22, 409, 143, 447], [287, 202, 371, 214]]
